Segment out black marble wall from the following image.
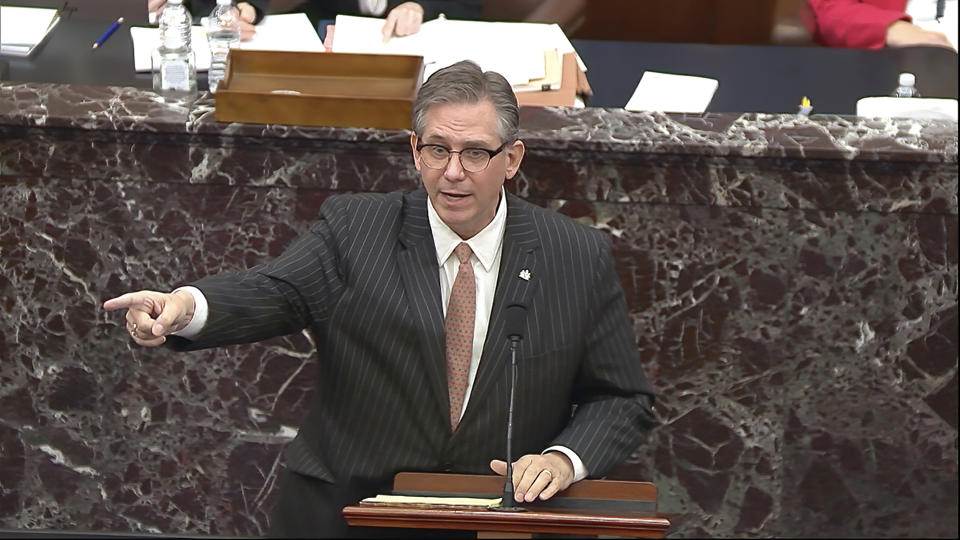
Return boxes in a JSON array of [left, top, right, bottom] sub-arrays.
[[1, 84, 957, 537]]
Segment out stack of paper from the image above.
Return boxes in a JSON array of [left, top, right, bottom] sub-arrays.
[[513, 49, 562, 93], [0, 6, 60, 57], [361, 494, 502, 509], [330, 15, 582, 93], [130, 13, 325, 72]]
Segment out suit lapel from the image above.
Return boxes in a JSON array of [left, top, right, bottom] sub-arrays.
[[397, 189, 449, 423], [459, 194, 541, 428]]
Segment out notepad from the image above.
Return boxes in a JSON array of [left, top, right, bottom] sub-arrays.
[[130, 13, 325, 72], [625, 71, 719, 114], [0, 6, 61, 57]]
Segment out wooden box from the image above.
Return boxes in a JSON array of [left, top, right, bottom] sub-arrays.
[[214, 50, 424, 129]]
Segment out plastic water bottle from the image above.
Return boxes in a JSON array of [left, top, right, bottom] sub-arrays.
[[893, 72, 920, 98], [207, 0, 241, 93], [152, 0, 197, 102]]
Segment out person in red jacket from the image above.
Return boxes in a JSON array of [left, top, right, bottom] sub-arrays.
[[807, 0, 954, 49]]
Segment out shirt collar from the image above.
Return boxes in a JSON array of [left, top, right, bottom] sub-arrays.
[[427, 187, 507, 273]]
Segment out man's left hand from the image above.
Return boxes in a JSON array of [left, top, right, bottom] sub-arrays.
[[489, 452, 575, 503]]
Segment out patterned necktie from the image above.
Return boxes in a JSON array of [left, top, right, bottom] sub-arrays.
[[446, 242, 475, 431]]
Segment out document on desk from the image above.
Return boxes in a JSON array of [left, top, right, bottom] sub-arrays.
[[0, 6, 61, 57], [331, 15, 582, 90], [857, 96, 958, 121], [362, 494, 502, 509], [130, 13, 324, 72], [625, 71, 719, 114]]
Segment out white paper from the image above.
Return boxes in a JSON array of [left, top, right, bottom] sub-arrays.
[[0, 6, 60, 57], [225, 12, 325, 52], [131, 13, 324, 72], [625, 71, 718, 114], [857, 96, 958, 121], [131, 25, 208, 71], [331, 15, 584, 87]]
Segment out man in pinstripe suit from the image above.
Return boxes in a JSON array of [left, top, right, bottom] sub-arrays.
[[104, 60, 657, 537]]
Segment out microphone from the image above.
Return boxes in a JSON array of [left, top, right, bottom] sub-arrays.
[[494, 302, 528, 512], [504, 303, 527, 342]]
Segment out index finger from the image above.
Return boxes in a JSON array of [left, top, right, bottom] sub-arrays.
[[102, 292, 148, 312], [381, 12, 399, 43]]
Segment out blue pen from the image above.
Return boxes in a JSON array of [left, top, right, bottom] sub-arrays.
[[92, 17, 124, 49]]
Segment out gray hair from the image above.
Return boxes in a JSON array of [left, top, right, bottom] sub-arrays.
[[411, 60, 519, 144]]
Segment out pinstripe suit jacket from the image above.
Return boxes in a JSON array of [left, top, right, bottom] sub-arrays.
[[174, 188, 656, 503]]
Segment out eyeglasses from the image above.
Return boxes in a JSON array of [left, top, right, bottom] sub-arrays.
[[416, 143, 506, 173]]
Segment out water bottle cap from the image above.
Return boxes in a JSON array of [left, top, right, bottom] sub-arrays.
[[898, 72, 916, 87], [217, 0, 233, 4]]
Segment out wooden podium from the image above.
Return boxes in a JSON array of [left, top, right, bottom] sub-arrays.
[[342, 472, 673, 538]]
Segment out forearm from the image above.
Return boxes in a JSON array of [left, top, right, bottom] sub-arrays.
[[551, 393, 656, 476], [808, 0, 911, 49], [551, 234, 657, 475], [169, 201, 349, 351], [168, 269, 309, 351]]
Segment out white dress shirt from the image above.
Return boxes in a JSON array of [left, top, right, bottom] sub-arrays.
[[427, 189, 587, 482], [428, 189, 506, 416], [175, 189, 587, 481]]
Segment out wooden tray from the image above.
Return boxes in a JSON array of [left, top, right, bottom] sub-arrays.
[[214, 50, 424, 129]]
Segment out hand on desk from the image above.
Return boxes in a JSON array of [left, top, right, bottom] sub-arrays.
[[886, 20, 955, 50], [102, 290, 196, 347], [382, 2, 425, 43], [148, 0, 259, 40], [490, 451, 574, 503], [234, 2, 258, 40]]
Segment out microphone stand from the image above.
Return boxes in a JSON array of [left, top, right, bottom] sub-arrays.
[[493, 336, 525, 512]]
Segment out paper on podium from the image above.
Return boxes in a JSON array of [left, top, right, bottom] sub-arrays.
[[131, 13, 324, 72], [0, 6, 60, 58], [625, 71, 718, 114], [331, 15, 581, 88], [362, 494, 502, 509], [856, 96, 958, 121], [131, 25, 209, 71]]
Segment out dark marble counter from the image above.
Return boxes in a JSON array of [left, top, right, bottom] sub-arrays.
[[1, 81, 957, 538], [1, 83, 957, 160]]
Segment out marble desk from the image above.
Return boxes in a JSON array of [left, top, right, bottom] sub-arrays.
[[0, 83, 957, 538]]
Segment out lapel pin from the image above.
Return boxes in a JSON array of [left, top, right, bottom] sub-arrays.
[[519, 269, 531, 281]]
